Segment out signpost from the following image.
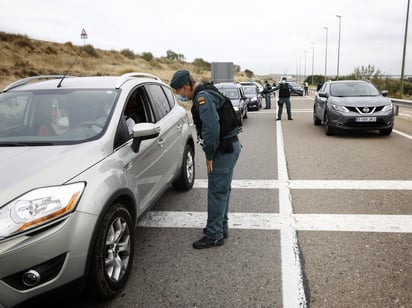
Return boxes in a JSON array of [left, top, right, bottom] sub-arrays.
[[80, 28, 88, 46]]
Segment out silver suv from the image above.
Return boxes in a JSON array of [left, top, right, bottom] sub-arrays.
[[0, 73, 195, 307]]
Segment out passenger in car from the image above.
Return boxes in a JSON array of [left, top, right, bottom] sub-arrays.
[[38, 103, 70, 135]]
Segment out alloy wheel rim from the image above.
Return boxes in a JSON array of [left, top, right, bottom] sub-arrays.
[[105, 217, 130, 282], [186, 150, 194, 184]]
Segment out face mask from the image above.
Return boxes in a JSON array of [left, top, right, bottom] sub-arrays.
[[57, 116, 69, 128], [282, 80, 286, 84], [177, 94, 188, 102]]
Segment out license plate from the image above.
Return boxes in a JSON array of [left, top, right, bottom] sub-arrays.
[[355, 117, 376, 122]]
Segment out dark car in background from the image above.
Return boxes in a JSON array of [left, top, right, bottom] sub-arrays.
[[313, 80, 394, 136], [241, 84, 261, 110], [215, 82, 248, 125], [288, 81, 304, 96]]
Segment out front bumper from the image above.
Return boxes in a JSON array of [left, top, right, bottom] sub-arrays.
[[0, 211, 97, 308], [328, 110, 394, 131]]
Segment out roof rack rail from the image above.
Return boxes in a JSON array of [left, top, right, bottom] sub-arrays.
[[116, 72, 161, 88], [2, 75, 74, 92]]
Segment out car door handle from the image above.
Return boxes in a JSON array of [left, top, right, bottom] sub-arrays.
[[158, 138, 166, 147]]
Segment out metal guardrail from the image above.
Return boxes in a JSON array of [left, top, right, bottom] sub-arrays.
[[391, 98, 412, 115]]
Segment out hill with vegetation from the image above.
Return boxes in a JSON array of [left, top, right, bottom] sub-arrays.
[[1, 31, 410, 97], [0, 31, 258, 90]]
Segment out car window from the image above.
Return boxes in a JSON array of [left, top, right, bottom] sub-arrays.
[[145, 84, 171, 121], [162, 85, 176, 109], [0, 89, 118, 144], [330, 82, 380, 97], [243, 87, 257, 95], [219, 88, 239, 99]]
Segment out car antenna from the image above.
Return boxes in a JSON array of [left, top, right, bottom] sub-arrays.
[[57, 48, 83, 88]]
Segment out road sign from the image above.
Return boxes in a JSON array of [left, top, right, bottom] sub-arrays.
[[80, 28, 88, 39]]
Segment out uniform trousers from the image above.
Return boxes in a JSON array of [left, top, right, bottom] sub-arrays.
[[277, 97, 292, 119], [205, 141, 241, 241]]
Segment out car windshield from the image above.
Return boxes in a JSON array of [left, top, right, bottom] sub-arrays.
[[330, 82, 380, 97], [0, 89, 118, 145], [218, 88, 240, 99], [242, 86, 257, 95]]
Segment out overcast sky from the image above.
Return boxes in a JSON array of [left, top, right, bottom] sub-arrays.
[[1, 0, 411, 77]]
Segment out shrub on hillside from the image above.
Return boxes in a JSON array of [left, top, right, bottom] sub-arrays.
[[121, 48, 135, 59], [82, 44, 99, 58], [142, 52, 153, 62], [14, 37, 34, 50]]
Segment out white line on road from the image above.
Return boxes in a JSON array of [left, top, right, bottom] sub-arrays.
[[194, 179, 412, 190], [276, 117, 307, 307], [138, 212, 412, 233]]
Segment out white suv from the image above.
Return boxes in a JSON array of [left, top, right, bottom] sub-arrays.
[[0, 73, 195, 307]]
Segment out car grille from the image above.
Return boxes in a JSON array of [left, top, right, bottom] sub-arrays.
[[346, 106, 385, 114]]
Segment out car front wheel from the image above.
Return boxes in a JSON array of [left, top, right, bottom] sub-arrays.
[[379, 127, 393, 136], [323, 112, 335, 136], [88, 203, 134, 299]]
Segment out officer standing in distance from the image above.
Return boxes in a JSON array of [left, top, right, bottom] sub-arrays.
[[170, 70, 241, 249], [273, 77, 298, 120]]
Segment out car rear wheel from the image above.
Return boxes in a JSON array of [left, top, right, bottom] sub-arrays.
[[172, 144, 195, 191], [88, 203, 134, 299], [323, 112, 335, 136]]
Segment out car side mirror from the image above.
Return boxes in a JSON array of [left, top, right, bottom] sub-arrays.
[[318, 92, 329, 98], [381, 90, 388, 97], [131, 123, 161, 153]]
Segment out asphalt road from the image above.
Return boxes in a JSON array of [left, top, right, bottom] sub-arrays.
[[29, 95, 412, 308]]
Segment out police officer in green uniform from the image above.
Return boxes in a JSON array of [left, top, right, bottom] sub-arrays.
[[170, 70, 241, 249]]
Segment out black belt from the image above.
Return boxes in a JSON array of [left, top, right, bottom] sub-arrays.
[[223, 135, 238, 143]]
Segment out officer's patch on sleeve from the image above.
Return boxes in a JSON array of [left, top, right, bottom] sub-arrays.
[[198, 96, 205, 105]]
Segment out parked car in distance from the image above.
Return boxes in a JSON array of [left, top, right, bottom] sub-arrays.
[[0, 73, 195, 307], [241, 84, 262, 111], [287, 81, 304, 96], [214, 82, 248, 125], [313, 80, 394, 136]]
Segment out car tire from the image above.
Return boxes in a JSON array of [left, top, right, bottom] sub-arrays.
[[172, 144, 195, 191], [323, 112, 335, 136], [88, 203, 134, 299], [243, 109, 248, 119], [313, 113, 321, 125], [379, 127, 392, 136]]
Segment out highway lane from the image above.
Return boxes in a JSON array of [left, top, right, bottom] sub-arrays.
[[29, 95, 412, 308]]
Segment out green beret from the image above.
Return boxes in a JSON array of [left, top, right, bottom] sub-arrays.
[[170, 70, 190, 89]]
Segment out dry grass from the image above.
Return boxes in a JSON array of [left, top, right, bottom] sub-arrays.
[[0, 31, 256, 90]]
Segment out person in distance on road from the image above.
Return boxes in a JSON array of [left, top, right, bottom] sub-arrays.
[[272, 77, 298, 121]]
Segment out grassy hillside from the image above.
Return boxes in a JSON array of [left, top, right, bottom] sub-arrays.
[[0, 31, 257, 90]]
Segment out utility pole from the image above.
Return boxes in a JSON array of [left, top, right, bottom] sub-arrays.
[[324, 27, 328, 82], [400, 0, 410, 97], [336, 15, 342, 80]]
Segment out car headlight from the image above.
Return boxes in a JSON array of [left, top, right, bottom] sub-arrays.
[[382, 103, 393, 112], [232, 106, 240, 112], [0, 182, 85, 239], [251, 97, 257, 103], [331, 104, 349, 113]]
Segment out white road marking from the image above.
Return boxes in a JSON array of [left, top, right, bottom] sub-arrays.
[[276, 118, 307, 307], [194, 179, 412, 190], [139, 212, 412, 233], [393, 129, 412, 140]]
